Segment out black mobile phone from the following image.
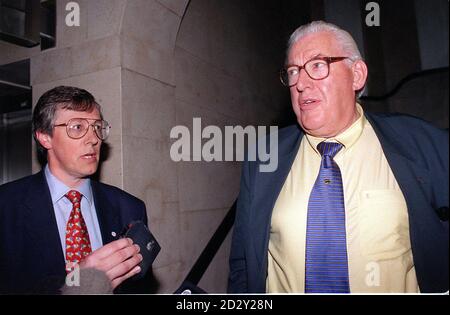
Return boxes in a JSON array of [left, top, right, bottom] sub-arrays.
[[122, 221, 161, 280]]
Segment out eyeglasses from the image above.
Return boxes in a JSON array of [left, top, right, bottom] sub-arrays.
[[54, 118, 111, 140], [280, 56, 349, 87]]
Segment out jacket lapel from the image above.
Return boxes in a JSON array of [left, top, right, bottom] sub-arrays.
[[366, 113, 445, 290], [251, 126, 304, 275], [365, 113, 431, 202], [23, 171, 66, 274], [91, 181, 122, 245]]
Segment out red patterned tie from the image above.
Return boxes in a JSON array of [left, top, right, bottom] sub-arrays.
[[65, 190, 92, 272]]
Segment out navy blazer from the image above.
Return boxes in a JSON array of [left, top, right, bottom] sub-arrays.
[[0, 171, 150, 294], [228, 112, 449, 293]]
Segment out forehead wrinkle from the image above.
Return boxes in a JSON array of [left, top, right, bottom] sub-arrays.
[[54, 108, 101, 124], [288, 46, 329, 65], [286, 54, 327, 68]]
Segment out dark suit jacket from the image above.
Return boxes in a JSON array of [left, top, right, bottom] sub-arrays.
[[0, 171, 152, 294], [228, 112, 449, 293]]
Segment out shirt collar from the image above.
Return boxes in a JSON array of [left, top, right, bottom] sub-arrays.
[[305, 103, 366, 155], [44, 164, 93, 206]]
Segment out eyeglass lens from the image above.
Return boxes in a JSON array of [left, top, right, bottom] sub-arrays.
[[66, 118, 110, 140], [283, 59, 330, 86]]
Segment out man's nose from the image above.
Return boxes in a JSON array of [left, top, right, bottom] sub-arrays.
[[295, 69, 313, 92], [85, 125, 99, 144]]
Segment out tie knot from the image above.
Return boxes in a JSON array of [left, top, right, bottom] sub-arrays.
[[65, 190, 82, 204], [317, 142, 343, 158]]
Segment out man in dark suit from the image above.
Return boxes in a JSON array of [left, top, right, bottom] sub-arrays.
[[228, 21, 448, 294], [0, 86, 150, 294]]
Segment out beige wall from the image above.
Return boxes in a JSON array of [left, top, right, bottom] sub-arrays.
[[173, 0, 291, 292]]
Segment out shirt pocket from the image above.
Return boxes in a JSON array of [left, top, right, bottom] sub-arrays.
[[359, 190, 411, 261]]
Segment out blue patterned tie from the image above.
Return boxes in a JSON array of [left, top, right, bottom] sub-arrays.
[[305, 142, 350, 293]]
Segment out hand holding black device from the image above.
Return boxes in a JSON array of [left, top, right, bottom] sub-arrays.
[[122, 221, 161, 280]]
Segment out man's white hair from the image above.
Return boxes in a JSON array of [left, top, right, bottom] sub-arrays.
[[287, 20, 362, 63], [287, 21, 366, 97]]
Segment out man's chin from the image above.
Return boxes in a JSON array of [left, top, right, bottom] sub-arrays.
[[298, 120, 324, 136], [301, 126, 337, 138], [81, 166, 99, 177]]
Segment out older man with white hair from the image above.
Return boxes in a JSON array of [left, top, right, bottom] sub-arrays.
[[228, 21, 448, 294]]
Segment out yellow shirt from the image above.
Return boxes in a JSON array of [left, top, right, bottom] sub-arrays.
[[266, 104, 419, 293]]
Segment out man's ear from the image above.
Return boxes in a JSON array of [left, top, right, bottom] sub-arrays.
[[352, 60, 368, 92], [35, 131, 53, 150]]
